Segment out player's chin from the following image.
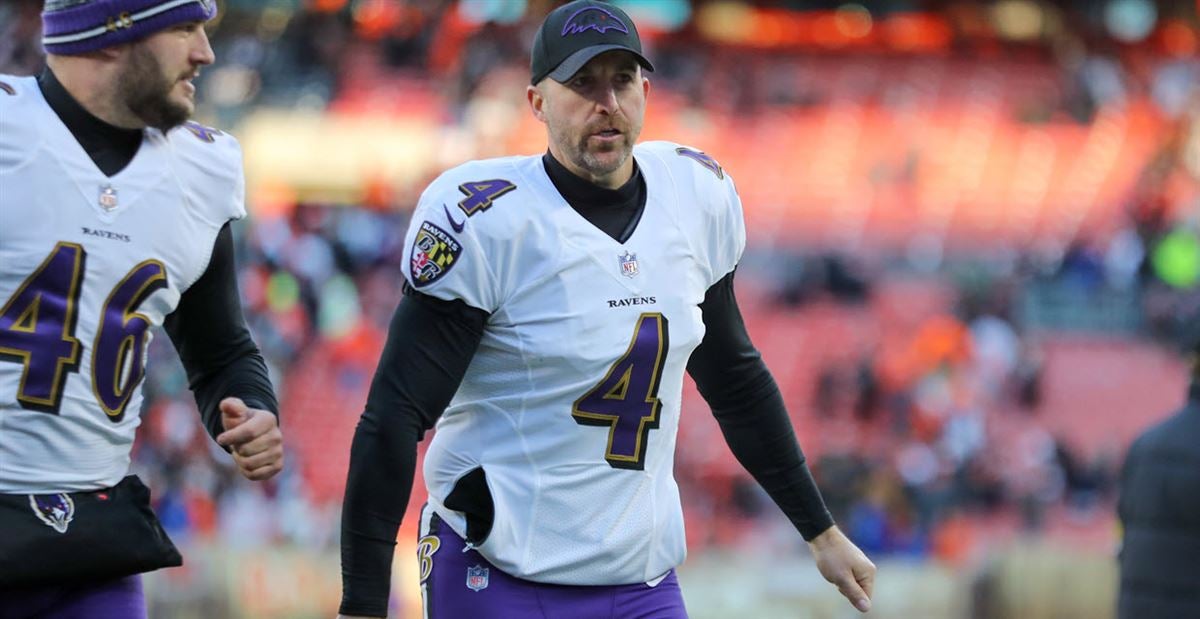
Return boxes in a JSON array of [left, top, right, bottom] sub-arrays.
[[594, 147, 630, 168], [170, 97, 196, 121], [171, 82, 197, 106], [585, 138, 628, 158]]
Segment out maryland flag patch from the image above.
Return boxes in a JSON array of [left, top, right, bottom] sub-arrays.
[[410, 221, 463, 287]]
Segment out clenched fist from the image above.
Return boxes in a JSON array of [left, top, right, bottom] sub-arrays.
[[216, 397, 284, 481]]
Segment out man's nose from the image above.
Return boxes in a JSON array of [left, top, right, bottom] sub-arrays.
[[595, 86, 619, 114], [192, 27, 215, 66]]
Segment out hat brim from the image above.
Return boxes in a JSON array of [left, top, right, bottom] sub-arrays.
[[545, 44, 654, 83]]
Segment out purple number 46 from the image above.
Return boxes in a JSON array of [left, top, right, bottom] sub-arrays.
[[0, 243, 167, 421], [572, 313, 669, 470]]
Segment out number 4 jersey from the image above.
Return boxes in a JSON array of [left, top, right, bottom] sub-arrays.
[[0, 75, 245, 493], [405, 141, 745, 585]]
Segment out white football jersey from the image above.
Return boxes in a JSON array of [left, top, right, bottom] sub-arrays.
[[0, 75, 246, 493], [406, 141, 745, 585]]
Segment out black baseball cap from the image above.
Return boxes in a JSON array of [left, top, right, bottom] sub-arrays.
[[530, 0, 654, 85]]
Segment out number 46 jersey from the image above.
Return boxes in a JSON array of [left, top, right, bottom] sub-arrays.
[[0, 75, 245, 493], [405, 141, 745, 586]]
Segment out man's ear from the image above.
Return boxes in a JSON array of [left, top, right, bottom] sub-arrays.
[[527, 84, 547, 123]]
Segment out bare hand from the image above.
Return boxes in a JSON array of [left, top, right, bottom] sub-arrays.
[[810, 525, 877, 613], [216, 397, 284, 481]]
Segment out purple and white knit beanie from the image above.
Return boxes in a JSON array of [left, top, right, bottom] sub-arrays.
[[42, 0, 218, 55]]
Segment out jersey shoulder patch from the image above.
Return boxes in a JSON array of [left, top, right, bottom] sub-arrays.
[[405, 156, 533, 306], [409, 219, 465, 288]]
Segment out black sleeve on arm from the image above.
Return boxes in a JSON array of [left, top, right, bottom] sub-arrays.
[[164, 223, 278, 443], [687, 270, 835, 542], [339, 286, 487, 617]]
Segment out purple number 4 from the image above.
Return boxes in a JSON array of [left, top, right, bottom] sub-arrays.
[[572, 313, 669, 470], [0, 242, 85, 412], [457, 179, 516, 217]]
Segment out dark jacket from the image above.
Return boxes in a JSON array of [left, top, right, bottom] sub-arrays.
[[1118, 380, 1200, 619]]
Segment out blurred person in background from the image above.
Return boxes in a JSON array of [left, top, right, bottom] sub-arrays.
[[338, 1, 874, 618], [0, 1, 283, 617], [1117, 340, 1200, 619]]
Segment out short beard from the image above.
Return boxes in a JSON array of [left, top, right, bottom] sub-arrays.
[[118, 44, 190, 132], [550, 125, 629, 180], [575, 140, 628, 178]]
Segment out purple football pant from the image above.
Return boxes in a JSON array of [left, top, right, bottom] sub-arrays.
[[420, 510, 689, 619], [0, 574, 145, 619]]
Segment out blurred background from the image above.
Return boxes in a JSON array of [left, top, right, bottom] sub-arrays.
[[3, 0, 1199, 617]]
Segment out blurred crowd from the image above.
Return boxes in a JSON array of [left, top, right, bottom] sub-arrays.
[[1, 0, 1197, 566]]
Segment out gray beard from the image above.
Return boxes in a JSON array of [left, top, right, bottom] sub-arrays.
[[569, 136, 628, 178]]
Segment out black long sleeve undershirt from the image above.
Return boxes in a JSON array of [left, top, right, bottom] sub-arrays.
[[339, 272, 833, 615], [38, 68, 277, 440], [163, 224, 279, 440], [686, 272, 835, 542], [340, 288, 487, 617]]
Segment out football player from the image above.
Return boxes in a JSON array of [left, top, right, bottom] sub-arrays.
[[0, 1, 282, 616], [338, 1, 874, 618]]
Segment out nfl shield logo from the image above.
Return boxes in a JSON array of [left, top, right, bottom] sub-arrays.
[[98, 185, 118, 211], [465, 564, 489, 592], [619, 251, 639, 278]]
